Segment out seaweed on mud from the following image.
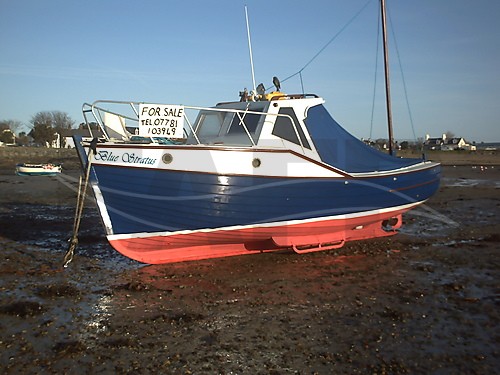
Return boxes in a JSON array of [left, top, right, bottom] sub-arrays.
[[52, 340, 86, 355], [0, 301, 44, 317], [35, 283, 81, 298], [145, 312, 205, 324], [113, 281, 154, 292], [482, 233, 500, 242]]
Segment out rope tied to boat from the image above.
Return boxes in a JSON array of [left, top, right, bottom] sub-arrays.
[[63, 138, 97, 267]]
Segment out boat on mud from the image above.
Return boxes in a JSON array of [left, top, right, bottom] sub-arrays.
[[72, 90, 440, 264], [16, 163, 62, 176], [71, 2, 440, 264]]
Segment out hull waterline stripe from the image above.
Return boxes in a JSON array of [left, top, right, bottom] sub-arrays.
[[107, 200, 423, 241]]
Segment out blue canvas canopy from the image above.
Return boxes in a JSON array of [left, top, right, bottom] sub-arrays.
[[305, 104, 421, 173]]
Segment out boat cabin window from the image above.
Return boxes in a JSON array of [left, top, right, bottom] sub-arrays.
[[272, 107, 311, 149], [196, 112, 225, 138], [227, 109, 263, 135]]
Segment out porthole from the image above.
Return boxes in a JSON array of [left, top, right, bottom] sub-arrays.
[[162, 153, 173, 164], [252, 158, 261, 168]]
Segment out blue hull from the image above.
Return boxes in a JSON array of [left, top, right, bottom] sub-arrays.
[[92, 164, 440, 235]]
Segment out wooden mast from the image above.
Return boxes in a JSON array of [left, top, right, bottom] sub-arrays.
[[380, 0, 395, 155]]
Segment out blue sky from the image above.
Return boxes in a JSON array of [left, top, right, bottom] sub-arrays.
[[1, 0, 499, 142]]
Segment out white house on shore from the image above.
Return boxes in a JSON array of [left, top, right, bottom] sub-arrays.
[[424, 134, 476, 151], [55, 128, 105, 148]]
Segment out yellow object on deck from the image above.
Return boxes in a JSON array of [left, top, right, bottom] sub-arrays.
[[264, 91, 286, 101]]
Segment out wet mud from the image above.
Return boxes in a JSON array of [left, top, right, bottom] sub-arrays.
[[0, 166, 499, 374]]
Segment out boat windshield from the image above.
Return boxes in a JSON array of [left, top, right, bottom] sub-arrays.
[[196, 112, 226, 139], [190, 102, 269, 146]]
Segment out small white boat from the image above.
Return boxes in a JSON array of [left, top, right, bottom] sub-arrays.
[[15, 163, 62, 176]]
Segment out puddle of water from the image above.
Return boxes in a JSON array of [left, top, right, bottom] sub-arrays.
[[0, 203, 140, 272], [442, 177, 500, 188], [431, 239, 478, 247], [399, 204, 460, 237]]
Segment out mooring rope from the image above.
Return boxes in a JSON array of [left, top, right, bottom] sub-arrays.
[[63, 140, 96, 267]]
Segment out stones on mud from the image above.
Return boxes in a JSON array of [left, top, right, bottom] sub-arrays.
[[113, 281, 153, 292], [200, 333, 218, 346], [146, 312, 205, 325], [443, 282, 465, 292], [102, 337, 133, 348], [412, 262, 435, 273], [379, 306, 411, 322], [368, 359, 409, 374]]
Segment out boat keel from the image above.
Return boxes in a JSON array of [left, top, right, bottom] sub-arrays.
[[108, 212, 406, 264]]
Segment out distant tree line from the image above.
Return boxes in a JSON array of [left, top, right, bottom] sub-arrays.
[[0, 120, 21, 144], [0, 111, 75, 147], [364, 138, 425, 151]]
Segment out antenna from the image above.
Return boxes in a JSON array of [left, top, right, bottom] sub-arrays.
[[245, 5, 257, 93]]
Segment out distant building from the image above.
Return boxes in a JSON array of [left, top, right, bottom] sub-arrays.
[[424, 134, 476, 151], [58, 128, 105, 148]]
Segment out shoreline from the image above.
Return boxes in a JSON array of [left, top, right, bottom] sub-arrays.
[[1, 147, 499, 172], [400, 149, 500, 166]]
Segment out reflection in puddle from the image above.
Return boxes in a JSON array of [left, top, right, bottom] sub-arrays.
[[443, 178, 497, 188], [431, 239, 478, 247], [400, 204, 459, 237], [81, 295, 113, 341]]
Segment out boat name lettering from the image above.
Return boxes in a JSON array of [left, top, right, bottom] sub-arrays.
[[95, 150, 157, 165], [95, 150, 119, 162], [122, 153, 157, 165]]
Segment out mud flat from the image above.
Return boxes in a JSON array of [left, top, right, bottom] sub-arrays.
[[0, 158, 499, 373]]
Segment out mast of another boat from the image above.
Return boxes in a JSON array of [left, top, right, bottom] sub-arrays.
[[380, 0, 395, 155]]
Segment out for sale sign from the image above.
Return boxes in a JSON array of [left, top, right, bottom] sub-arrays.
[[138, 104, 184, 138]]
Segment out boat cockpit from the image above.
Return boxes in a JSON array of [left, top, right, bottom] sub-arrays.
[[82, 93, 324, 158]]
